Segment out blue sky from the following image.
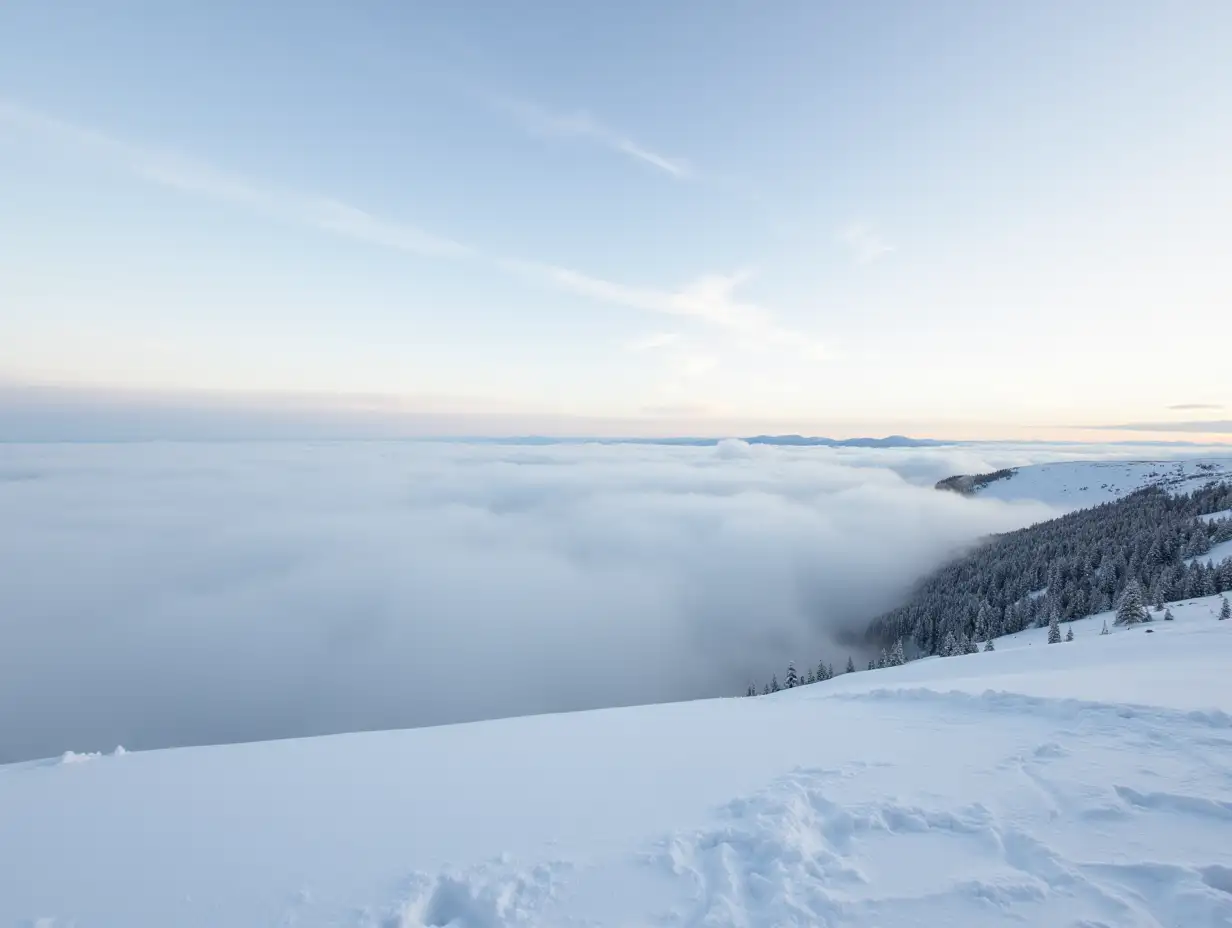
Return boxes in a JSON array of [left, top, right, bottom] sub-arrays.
[[2, 1, 1230, 439]]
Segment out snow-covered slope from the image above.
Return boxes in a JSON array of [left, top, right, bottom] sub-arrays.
[[4, 601, 1230, 927], [972, 458, 1232, 510]]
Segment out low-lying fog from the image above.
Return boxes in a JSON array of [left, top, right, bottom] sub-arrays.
[[0, 438, 1190, 762]]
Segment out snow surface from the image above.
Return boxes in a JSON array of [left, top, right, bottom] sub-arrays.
[[974, 458, 1232, 511], [1189, 539, 1232, 568], [3, 599, 1230, 927]]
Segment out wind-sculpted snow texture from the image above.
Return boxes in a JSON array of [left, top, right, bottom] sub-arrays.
[[974, 458, 1232, 510], [3, 598, 1230, 927]]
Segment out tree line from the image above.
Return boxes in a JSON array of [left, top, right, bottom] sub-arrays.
[[743, 479, 1232, 695]]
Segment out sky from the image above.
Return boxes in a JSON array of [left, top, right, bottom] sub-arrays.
[[2, 1, 1231, 440]]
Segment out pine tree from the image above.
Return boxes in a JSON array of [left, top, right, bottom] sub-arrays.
[[1220, 596, 1230, 621], [1048, 612, 1062, 644], [983, 637, 995, 651], [975, 603, 990, 643], [868, 659, 876, 671], [817, 659, 826, 682], [1101, 619, 1111, 635], [891, 639, 906, 666], [941, 631, 957, 657], [828, 663, 835, 679], [805, 667, 817, 685], [1065, 627, 1074, 642], [1152, 588, 1165, 612], [770, 674, 780, 693], [746, 683, 757, 697], [1164, 607, 1175, 621], [785, 663, 798, 688], [762, 683, 770, 695], [1116, 580, 1146, 626], [846, 655, 856, 674]]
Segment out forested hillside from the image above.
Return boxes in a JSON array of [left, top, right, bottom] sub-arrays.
[[867, 481, 1232, 655]]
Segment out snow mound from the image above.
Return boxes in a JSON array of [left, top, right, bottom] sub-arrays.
[[3, 601, 1231, 927]]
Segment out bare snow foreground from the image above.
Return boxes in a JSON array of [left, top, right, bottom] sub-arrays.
[[3, 603, 1231, 927]]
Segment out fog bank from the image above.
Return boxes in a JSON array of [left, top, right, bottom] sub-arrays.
[[0, 440, 1074, 762]]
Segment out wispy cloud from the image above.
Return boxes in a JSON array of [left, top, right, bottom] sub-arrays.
[[1166, 403, 1223, 411], [493, 96, 691, 179], [0, 99, 470, 259], [1091, 420, 1232, 433], [626, 332, 680, 352], [838, 221, 893, 265], [3, 99, 826, 363], [499, 259, 826, 359]]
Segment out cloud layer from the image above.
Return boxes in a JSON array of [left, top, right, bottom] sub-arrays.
[[0, 440, 1084, 763]]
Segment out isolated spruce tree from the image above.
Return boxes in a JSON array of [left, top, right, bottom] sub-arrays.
[[1221, 596, 1230, 621], [1116, 580, 1146, 626], [983, 637, 995, 651], [817, 659, 826, 682], [1065, 627, 1074, 642], [941, 631, 958, 657], [891, 638, 906, 666], [975, 603, 991, 644], [746, 683, 757, 697], [1048, 613, 1062, 644], [761, 683, 770, 695], [770, 674, 780, 693], [846, 655, 856, 674], [828, 663, 835, 679], [1164, 607, 1175, 621], [785, 663, 798, 688], [1100, 619, 1111, 635]]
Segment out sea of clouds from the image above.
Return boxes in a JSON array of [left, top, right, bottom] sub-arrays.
[[0, 438, 1221, 763]]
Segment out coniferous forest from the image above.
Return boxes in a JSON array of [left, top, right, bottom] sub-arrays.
[[745, 480, 1232, 695]]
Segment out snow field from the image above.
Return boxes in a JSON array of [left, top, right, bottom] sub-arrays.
[[3, 595, 1230, 927], [976, 459, 1232, 510]]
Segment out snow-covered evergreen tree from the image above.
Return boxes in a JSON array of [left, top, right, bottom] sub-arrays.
[[1116, 580, 1146, 626], [868, 659, 876, 671], [770, 675, 780, 693], [816, 659, 826, 682], [785, 663, 798, 688], [846, 655, 856, 674], [941, 631, 957, 657], [890, 639, 906, 666], [1065, 627, 1074, 642], [860, 480, 1232, 656], [983, 638, 994, 651], [1048, 613, 1062, 644], [1164, 607, 1174, 621], [1100, 619, 1110, 635], [1221, 596, 1230, 621]]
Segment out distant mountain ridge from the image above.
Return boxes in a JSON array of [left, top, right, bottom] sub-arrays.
[[485, 434, 953, 448]]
